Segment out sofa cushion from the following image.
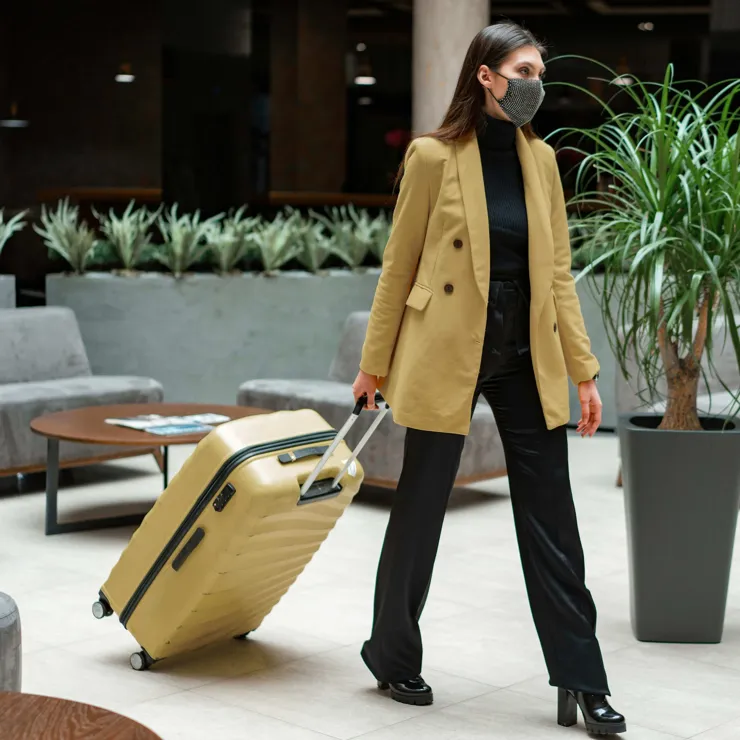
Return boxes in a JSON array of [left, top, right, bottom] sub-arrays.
[[0, 307, 91, 384], [328, 312, 370, 385], [238, 377, 506, 485], [0, 375, 164, 471]]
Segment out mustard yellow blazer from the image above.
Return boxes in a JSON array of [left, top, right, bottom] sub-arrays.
[[359, 130, 600, 436]]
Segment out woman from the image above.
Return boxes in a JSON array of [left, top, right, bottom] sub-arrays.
[[352, 21, 626, 736]]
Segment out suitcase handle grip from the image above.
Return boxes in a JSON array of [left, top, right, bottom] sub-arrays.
[[278, 445, 330, 465], [298, 396, 390, 499], [353, 392, 385, 416]]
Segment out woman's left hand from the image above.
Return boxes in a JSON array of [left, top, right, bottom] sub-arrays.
[[576, 379, 602, 437]]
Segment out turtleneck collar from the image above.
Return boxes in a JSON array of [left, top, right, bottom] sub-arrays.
[[478, 113, 517, 152]]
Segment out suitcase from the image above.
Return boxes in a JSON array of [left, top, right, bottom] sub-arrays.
[[92, 395, 388, 671]]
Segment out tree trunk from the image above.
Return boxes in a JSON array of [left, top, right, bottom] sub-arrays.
[[659, 363, 702, 431]]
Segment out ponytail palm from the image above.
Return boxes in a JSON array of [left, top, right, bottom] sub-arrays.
[[550, 60, 740, 431]]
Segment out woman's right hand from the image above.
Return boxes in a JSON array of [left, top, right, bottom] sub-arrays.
[[352, 369, 379, 410]]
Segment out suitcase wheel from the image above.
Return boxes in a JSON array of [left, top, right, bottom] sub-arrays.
[[130, 650, 155, 672], [92, 599, 114, 620], [233, 632, 252, 640]]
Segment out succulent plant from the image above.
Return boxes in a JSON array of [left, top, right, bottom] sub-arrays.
[[155, 204, 224, 277], [34, 199, 98, 274], [0, 209, 27, 256], [283, 207, 333, 273], [209, 206, 261, 274], [311, 205, 390, 268], [249, 209, 303, 273], [92, 200, 161, 271]]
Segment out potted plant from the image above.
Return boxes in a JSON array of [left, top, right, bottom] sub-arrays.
[[558, 61, 740, 643], [0, 209, 27, 307]]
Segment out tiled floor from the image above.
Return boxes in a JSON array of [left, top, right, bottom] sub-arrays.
[[2, 431, 740, 739]]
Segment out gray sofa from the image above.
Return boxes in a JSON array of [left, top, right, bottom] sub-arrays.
[[0, 307, 164, 475], [238, 311, 507, 487]]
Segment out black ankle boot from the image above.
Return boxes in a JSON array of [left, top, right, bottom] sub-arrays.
[[377, 676, 433, 706], [557, 689, 626, 735]]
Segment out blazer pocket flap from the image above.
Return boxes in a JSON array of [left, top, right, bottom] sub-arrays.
[[405, 282, 433, 312]]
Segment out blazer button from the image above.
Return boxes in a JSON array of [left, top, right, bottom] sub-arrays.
[[444, 283, 454, 295], [453, 239, 463, 249], [553, 322, 557, 333]]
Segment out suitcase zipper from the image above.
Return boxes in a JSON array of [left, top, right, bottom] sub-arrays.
[[119, 429, 337, 628]]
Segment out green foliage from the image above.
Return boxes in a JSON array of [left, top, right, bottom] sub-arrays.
[[286, 207, 333, 273], [92, 200, 161, 271], [34, 199, 98, 274], [210, 206, 261, 274], [249, 209, 303, 273], [551, 58, 740, 427], [310, 205, 390, 268], [155, 204, 224, 277], [0, 209, 27, 255]]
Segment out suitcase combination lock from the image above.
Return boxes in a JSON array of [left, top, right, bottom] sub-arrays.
[[213, 483, 236, 512]]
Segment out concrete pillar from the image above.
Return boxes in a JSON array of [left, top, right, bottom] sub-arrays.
[[412, 0, 489, 136], [270, 0, 347, 192], [708, 0, 740, 83]]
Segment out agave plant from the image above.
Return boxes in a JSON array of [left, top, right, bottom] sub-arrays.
[[249, 209, 303, 273], [155, 204, 224, 277], [553, 59, 740, 430], [367, 209, 392, 263], [284, 207, 333, 273], [92, 200, 161, 271], [34, 199, 98, 274], [210, 206, 261, 274], [0, 209, 28, 255], [309, 205, 369, 269]]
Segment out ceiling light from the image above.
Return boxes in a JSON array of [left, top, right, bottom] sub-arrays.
[[356, 42, 367, 52], [354, 75, 376, 86], [115, 63, 135, 83], [638, 21, 655, 31], [0, 102, 29, 128], [614, 75, 635, 86]]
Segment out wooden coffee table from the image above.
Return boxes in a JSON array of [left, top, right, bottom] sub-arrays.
[[31, 403, 269, 536], [0, 691, 163, 739]]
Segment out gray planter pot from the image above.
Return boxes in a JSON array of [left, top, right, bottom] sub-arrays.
[[46, 270, 380, 404], [569, 272, 619, 429], [0, 592, 21, 691], [619, 413, 740, 643], [0, 275, 15, 308]]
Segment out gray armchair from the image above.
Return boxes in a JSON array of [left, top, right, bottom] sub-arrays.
[[0, 307, 164, 475], [238, 311, 507, 488]]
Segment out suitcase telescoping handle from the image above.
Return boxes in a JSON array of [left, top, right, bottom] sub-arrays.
[[298, 393, 389, 502]]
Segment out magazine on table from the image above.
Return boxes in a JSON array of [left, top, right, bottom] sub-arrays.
[[104, 413, 231, 436]]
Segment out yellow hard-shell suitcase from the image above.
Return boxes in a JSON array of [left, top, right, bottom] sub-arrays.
[[92, 398, 388, 671]]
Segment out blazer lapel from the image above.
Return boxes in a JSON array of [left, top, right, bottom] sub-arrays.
[[455, 135, 490, 301], [516, 129, 554, 322]]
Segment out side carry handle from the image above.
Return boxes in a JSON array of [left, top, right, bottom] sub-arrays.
[[298, 392, 389, 502]]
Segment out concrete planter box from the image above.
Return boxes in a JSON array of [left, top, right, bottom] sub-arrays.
[[569, 272, 620, 430], [0, 276, 15, 308], [46, 270, 380, 404]]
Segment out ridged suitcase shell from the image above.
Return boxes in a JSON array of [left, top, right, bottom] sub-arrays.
[[99, 408, 364, 662]]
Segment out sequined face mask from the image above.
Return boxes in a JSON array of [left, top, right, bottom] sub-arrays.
[[487, 71, 545, 128]]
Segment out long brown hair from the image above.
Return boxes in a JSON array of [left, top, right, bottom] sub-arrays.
[[428, 21, 546, 144]]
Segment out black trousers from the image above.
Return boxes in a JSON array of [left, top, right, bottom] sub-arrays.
[[361, 279, 610, 695]]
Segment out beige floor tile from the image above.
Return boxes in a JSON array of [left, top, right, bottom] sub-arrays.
[[508, 644, 740, 738], [193, 644, 496, 739], [21, 646, 181, 713], [353, 688, 680, 739], [124, 691, 339, 740]]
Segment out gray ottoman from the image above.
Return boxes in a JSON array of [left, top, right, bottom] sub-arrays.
[[0, 593, 21, 691]]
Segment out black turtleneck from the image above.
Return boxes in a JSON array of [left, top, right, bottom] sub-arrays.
[[478, 115, 529, 281]]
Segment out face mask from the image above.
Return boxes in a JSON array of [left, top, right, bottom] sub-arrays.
[[487, 71, 545, 129]]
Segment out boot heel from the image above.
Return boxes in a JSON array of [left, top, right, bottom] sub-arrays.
[[557, 688, 577, 727]]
